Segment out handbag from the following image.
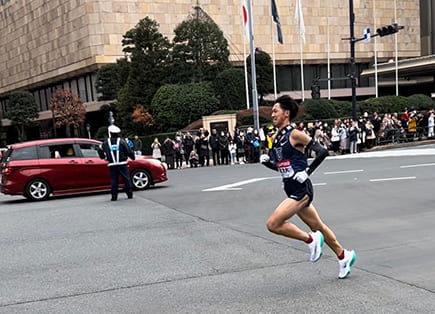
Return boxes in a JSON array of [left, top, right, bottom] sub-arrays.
[[253, 140, 260, 148]]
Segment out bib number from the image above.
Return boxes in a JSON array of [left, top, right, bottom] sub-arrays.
[[277, 160, 294, 178]]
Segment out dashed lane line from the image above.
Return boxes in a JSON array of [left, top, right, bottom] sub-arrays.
[[400, 163, 435, 168], [324, 169, 364, 175], [369, 176, 416, 182]]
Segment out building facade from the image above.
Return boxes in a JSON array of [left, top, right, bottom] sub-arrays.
[[0, 0, 424, 134]]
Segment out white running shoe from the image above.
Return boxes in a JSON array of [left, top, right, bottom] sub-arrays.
[[338, 249, 356, 279], [307, 231, 324, 262]]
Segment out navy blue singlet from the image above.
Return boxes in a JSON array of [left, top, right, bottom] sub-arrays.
[[271, 125, 313, 203]]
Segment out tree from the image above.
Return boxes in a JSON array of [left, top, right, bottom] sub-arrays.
[[213, 68, 248, 110], [118, 17, 171, 131], [247, 48, 274, 105], [50, 88, 86, 137], [132, 105, 155, 134], [150, 82, 218, 132], [170, 7, 230, 84], [95, 58, 130, 101], [6, 91, 39, 142]]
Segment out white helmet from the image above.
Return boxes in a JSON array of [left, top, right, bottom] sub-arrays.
[[108, 125, 120, 133], [108, 125, 121, 137]]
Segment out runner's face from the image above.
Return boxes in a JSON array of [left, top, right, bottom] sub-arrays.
[[272, 103, 290, 129]]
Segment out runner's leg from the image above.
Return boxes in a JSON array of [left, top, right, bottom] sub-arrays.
[[266, 195, 311, 241], [297, 204, 343, 256]]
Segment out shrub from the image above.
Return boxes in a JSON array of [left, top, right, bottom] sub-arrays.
[[303, 99, 338, 120], [407, 94, 434, 111], [361, 95, 408, 114]]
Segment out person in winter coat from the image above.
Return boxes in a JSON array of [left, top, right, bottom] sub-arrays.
[[101, 125, 135, 201], [183, 132, 195, 165], [162, 137, 176, 169], [209, 129, 220, 166], [151, 138, 162, 160], [195, 128, 210, 167], [133, 135, 142, 155], [218, 131, 229, 165]]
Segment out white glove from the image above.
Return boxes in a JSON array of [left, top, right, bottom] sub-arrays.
[[293, 170, 309, 183], [260, 154, 270, 163]]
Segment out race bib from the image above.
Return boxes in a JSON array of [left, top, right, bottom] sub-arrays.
[[277, 160, 294, 178]]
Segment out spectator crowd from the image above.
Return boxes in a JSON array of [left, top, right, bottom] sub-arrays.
[[138, 108, 435, 169]]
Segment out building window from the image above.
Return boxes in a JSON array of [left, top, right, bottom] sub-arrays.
[[78, 77, 87, 102]]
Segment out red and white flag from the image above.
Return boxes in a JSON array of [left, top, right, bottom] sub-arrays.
[[241, 0, 250, 39]]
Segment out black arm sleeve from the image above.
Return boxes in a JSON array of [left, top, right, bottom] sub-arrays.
[[306, 140, 328, 175], [263, 160, 278, 171], [261, 151, 278, 171]]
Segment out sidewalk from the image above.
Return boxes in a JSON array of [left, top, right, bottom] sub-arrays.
[[366, 138, 435, 152]]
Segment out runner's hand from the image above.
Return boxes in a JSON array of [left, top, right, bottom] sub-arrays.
[[293, 170, 309, 183], [260, 154, 270, 163]]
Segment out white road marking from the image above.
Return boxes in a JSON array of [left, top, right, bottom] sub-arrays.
[[203, 177, 327, 191], [369, 176, 416, 182], [202, 177, 277, 192], [400, 163, 435, 168], [324, 169, 364, 175]]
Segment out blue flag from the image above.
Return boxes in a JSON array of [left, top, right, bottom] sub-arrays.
[[271, 0, 283, 44]]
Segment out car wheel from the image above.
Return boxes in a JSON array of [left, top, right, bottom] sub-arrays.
[[131, 169, 151, 190], [25, 178, 51, 201]]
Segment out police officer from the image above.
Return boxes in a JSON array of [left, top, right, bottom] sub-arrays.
[[101, 125, 135, 201]]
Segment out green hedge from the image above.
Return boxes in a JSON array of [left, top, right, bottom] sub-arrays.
[[302, 99, 338, 120], [303, 94, 434, 121]]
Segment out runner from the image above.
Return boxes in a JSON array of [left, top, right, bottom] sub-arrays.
[[260, 95, 356, 279]]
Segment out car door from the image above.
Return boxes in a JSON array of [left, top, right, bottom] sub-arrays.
[[38, 143, 84, 192], [76, 142, 110, 188]]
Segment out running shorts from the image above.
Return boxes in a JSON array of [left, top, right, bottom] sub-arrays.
[[283, 178, 313, 205]]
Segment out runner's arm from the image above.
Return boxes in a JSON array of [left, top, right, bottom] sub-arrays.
[[291, 130, 329, 176], [306, 139, 329, 175], [260, 153, 278, 171]]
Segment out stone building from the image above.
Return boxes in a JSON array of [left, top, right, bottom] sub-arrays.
[[0, 0, 431, 139]]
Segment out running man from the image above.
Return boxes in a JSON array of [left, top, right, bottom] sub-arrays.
[[260, 95, 356, 279]]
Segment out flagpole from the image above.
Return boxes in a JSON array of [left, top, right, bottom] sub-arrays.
[[327, 16, 331, 100], [241, 0, 250, 109], [296, 0, 305, 101], [247, 0, 260, 130], [243, 25, 250, 109], [394, 0, 399, 96], [271, 15, 277, 99], [373, 0, 378, 97]]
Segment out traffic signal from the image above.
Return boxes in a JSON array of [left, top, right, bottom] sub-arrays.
[[311, 84, 320, 99], [376, 23, 404, 37]]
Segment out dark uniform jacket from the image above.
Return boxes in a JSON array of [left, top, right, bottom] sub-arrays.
[[101, 137, 135, 166]]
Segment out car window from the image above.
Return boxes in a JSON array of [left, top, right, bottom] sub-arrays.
[[40, 144, 76, 159], [8, 146, 38, 161], [78, 143, 100, 158]]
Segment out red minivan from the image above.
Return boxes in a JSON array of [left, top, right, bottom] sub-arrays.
[[0, 138, 167, 201]]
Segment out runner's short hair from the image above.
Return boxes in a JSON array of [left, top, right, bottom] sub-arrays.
[[274, 95, 299, 121]]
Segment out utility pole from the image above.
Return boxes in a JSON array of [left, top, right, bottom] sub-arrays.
[[349, 0, 357, 121], [347, 0, 403, 121]]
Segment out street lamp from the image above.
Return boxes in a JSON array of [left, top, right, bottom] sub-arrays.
[[86, 123, 91, 139], [108, 111, 115, 125]]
